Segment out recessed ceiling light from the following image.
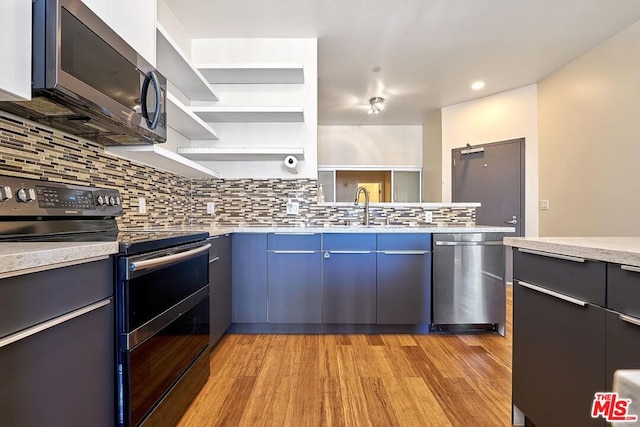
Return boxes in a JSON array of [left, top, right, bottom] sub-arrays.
[[471, 81, 485, 90]]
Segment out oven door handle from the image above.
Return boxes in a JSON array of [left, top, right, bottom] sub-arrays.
[[129, 243, 211, 273]]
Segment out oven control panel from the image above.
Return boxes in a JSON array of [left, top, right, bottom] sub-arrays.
[[0, 175, 123, 217]]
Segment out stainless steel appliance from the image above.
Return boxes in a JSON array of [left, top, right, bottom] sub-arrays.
[[116, 233, 210, 427], [0, 175, 210, 426], [0, 0, 167, 145], [432, 233, 506, 335]]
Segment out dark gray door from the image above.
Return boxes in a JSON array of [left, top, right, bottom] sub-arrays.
[[452, 138, 524, 237]]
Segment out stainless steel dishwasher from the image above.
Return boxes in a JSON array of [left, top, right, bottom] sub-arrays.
[[432, 233, 506, 335]]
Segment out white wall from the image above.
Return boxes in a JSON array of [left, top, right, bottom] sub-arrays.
[[441, 84, 539, 236], [538, 20, 640, 237], [422, 111, 442, 201], [190, 38, 317, 179], [318, 125, 422, 167]]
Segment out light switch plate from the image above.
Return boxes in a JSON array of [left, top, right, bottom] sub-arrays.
[[540, 200, 549, 210], [206, 202, 215, 215], [425, 211, 433, 223], [138, 197, 146, 214], [286, 201, 299, 215]]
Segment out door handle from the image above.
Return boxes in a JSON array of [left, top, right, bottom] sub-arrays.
[[505, 216, 518, 225]]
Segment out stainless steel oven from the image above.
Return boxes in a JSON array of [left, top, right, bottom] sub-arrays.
[[1, 0, 167, 145], [117, 240, 211, 427]]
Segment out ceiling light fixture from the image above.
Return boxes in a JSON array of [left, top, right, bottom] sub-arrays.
[[368, 97, 385, 115], [471, 81, 485, 90]]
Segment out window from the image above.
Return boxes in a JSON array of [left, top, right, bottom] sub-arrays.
[[318, 168, 421, 203]]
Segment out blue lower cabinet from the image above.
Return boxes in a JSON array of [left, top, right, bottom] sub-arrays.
[[322, 234, 377, 324], [232, 234, 267, 323], [267, 251, 322, 323], [376, 250, 431, 324]]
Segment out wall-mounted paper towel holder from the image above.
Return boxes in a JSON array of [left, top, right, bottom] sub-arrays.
[[284, 155, 298, 174]]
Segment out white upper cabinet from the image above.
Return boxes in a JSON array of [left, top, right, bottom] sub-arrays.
[[82, 0, 156, 66], [0, 0, 31, 101]]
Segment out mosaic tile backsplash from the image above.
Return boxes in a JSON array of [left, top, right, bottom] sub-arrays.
[[0, 113, 192, 229], [191, 179, 476, 227], [0, 112, 475, 227]]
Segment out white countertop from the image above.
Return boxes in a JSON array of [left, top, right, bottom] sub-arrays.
[[227, 225, 513, 234], [0, 242, 119, 278], [0, 226, 513, 277], [504, 236, 640, 267]]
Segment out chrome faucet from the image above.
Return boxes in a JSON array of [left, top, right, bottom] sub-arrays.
[[354, 186, 370, 226]]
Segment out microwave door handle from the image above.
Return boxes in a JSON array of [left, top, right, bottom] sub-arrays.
[[148, 71, 161, 130], [140, 71, 160, 130]]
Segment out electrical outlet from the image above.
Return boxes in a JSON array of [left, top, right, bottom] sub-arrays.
[[425, 211, 433, 223], [286, 201, 299, 215], [206, 202, 215, 215], [540, 199, 550, 210], [138, 197, 146, 214]]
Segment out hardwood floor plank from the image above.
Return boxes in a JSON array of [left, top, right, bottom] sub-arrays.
[[180, 287, 514, 426]]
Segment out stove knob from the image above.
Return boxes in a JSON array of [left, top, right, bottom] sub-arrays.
[[17, 188, 35, 203], [115, 196, 121, 206], [0, 186, 12, 202], [97, 195, 105, 206], [109, 196, 116, 206]]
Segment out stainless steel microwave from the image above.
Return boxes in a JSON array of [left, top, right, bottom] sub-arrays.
[[0, 0, 167, 145]]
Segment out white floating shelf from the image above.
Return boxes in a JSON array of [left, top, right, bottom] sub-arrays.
[[106, 145, 220, 179], [197, 63, 304, 84], [178, 146, 305, 161], [191, 106, 304, 122], [156, 23, 218, 102], [166, 92, 219, 140]]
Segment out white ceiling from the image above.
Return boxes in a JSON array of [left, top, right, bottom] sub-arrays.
[[165, 0, 640, 126]]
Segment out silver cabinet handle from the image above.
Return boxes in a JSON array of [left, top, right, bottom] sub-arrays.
[[130, 243, 211, 273], [517, 281, 587, 306], [208, 256, 220, 264], [271, 250, 316, 254], [621, 265, 640, 273], [435, 241, 503, 246], [620, 314, 640, 327], [327, 250, 372, 254], [273, 232, 316, 236], [518, 248, 586, 263], [380, 250, 430, 255], [0, 299, 111, 349]]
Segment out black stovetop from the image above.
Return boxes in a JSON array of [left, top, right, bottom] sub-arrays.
[[0, 219, 209, 255]]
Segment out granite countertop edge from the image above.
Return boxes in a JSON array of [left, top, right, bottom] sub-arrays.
[[0, 242, 120, 277], [504, 237, 640, 267]]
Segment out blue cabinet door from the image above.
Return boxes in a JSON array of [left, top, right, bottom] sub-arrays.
[[322, 234, 377, 324], [376, 250, 431, 324], [232, 234, 267, 323], [267, 251, 322, 323]]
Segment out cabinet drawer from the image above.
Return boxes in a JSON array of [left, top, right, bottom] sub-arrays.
[[513, 248, 605, 306], [323, 233, 376, 251], [377, 233, 431, 251], [0, 259, 113, 339], [267, 233, 321, 251], [607, 263, 640, 316]]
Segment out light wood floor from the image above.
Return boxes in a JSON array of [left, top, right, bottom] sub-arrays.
[[179, 288, 513, 427]]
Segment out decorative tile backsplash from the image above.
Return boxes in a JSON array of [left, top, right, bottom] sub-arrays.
[[0, 112, 475, 228], [191, 178, 476, 227], [0, 113, 192, 229]]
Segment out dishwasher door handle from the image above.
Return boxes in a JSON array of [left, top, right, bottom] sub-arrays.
[[434, 241, 503, 246]]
